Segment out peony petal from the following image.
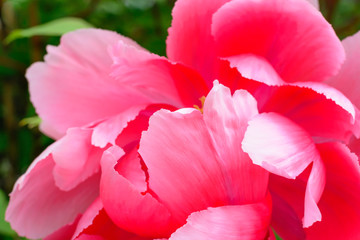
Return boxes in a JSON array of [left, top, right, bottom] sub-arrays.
[[203, 82, 269, 203], [169, 194, 272, 240], [270, 191, 306, 240], [303, 158, 325, 227], [326, 31, 360, 109], [292, 82, 356, 123], [256, 84, 356, 142], [28, 29, 204, 139], [100, 146, 174, 238], [6, 146, 100, 239], [72, 198, 103, 240], [267, 143, 358, 233], [243, 112, 327, 227], [166, 0, 231, 84], [52, 127, 102, 191], [26, 29, 147, 138], [224, 54, 284, 85], [212, 0, 344, 83], [110, 41, 209, 109], [140, 83, 269, 225], [44, 215, 81, 240], [72, 198, 149, 240], [306, 0, 319, 9], [242, 112, 321, 179], [305, 143, 360, 239], [91, 105, 147, 148], [139, 109, 228, 224]]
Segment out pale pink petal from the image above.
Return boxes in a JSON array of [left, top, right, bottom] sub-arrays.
[[166, 0, 231, 83], [6, 147, 100, 239], [203, 82, 269, 203], [242, 112, 326, 227], [305, 143, 360, 239], [212, 0, 344, 83], [305, 0, 319, 9], [303, 158, 325, 227], [326, 31, 360, 108], [26, 29, 147, 138], [242, 112, 320, 179], [169, 195, 272, 240], [242, 112, 327, 226], [110, 41, 209, 109], [28, 29, 203, 139], [52, 128, 102, 191], [257, 84, 356, 142], [224, 54, 284, 85], [100, 146, 174, 238]]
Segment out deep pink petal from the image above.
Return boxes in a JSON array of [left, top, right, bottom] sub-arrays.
[[140, 83, 268, 225], [292, 82, 356, 123], [110, 41, 209, 109], [212, 0, 344, 83], [305, 143, 360, 239], [326, 31, 360, 108], [256, 84, 356, 142], [100, 146, 174, 238], [268, 142, 359, 237], [6, 145, 100, 239], [166, 0, 231, 84], [75, 210, 150, 240], [72, 198, 149, 240], [72, 198, 104, 240], [270, 192, 306, 240], [52, 128, 102, 191], [169, 195, 272, 240], [139, 109, 227, 224]]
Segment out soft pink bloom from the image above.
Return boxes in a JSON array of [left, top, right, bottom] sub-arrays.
[[6, 0, 360, 239]]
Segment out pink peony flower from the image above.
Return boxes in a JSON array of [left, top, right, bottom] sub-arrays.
[[6, 0, 360, 239]]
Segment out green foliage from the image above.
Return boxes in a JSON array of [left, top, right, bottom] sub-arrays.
[[0, 190, 15, 237], [5, 17, 93, 44], [273, 229, 283, 240], [19, 116, 41, 129]]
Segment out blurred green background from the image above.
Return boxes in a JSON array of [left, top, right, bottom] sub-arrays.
[[0, 0, 359, 239]]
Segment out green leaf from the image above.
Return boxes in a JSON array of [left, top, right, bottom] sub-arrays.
[[273, 228, 283, 240], [5, 17, 93, 44], [0, 190, 15, 236], [19, 116, 41, 129]]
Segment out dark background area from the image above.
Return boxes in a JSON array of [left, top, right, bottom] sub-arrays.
[[0, 0, 359, 239]]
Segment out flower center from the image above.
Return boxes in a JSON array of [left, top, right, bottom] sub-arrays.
[[193, 96, 206, 113]]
